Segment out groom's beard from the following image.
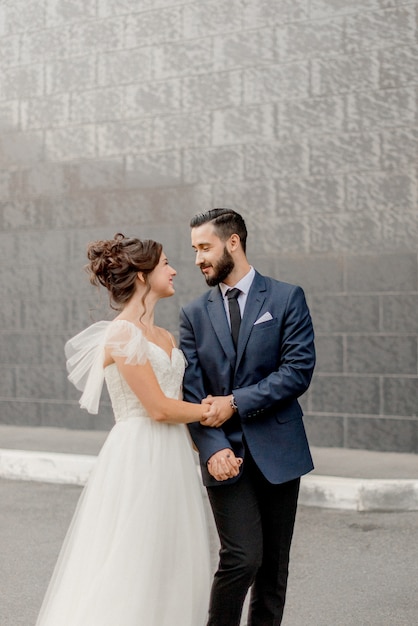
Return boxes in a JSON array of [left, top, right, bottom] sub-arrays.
[[201, 246, 235, 287]]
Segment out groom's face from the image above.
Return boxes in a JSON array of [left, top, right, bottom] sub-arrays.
[[192, 223, 235, 287]]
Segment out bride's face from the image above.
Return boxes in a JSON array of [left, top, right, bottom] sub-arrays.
[[148, 252, 177, 298]]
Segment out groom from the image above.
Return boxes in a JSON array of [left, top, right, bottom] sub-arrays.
[[179, 208, 316, 626]]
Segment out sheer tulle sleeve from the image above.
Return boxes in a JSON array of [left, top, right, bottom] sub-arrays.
[[65, 320, 149, 415], [105, 320, 149, 365]]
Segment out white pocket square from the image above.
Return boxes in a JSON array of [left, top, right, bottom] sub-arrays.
[[254, 312, 273, 325]]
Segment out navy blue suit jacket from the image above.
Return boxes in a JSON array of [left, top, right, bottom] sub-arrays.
[[179, 271, 315, 487]]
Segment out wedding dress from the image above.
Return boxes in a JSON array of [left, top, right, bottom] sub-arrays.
[[36, 320, 211, 626]]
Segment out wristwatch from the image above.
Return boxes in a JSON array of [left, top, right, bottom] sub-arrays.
[[229, 395, 238, 412]]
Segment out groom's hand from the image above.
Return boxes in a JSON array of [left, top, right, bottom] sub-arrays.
[[207, 448, 243, 481], [200, 395, 234, 428]]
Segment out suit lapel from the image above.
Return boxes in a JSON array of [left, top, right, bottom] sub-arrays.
[[207, 287, 237, 366], [206, 273, 268, 371], [235, 272, 267, 369]]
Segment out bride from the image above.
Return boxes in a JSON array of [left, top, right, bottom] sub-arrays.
[[36, 233, 242, 626]]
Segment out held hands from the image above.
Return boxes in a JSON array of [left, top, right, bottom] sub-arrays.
[[201, 396, 243, 480], [207, 448, 243, 481], [200, 394, 235, 428]]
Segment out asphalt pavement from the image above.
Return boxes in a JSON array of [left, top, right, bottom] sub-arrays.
[[1, 425, 418, 625], [1, 477, 417, 626]]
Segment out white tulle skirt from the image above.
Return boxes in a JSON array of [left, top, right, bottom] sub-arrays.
[[36, 417, 212, 626]]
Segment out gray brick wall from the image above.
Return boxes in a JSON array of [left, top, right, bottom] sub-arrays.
[[0, 0, 417, 452]]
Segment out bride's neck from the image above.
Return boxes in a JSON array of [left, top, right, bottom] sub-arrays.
[[119, 292, 156, 328]]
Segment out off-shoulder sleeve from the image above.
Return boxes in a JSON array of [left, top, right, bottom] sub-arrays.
[[65, 320, 148, 415], [105, 319, 149, 365]]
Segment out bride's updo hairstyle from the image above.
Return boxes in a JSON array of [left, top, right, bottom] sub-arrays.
[[86, 233, 163, 310]]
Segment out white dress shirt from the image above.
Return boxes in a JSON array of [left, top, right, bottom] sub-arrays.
[[219, 266, 255, 329]]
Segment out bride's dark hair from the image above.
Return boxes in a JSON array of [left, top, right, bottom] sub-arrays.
[[86, 233, 163, 310]]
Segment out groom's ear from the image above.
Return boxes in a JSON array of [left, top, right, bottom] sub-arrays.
[[228, 233, 241, 251]]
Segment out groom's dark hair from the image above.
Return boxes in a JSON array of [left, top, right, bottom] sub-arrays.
[[190, 208, 248, 253]]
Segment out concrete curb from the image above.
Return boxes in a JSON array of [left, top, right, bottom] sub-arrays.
[[0, 449, 95, 487], [1, 448, 418, 512], [299, 474, 418, 512]]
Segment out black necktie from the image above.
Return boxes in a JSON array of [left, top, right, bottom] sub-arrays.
[[226, 288, 241, 349]]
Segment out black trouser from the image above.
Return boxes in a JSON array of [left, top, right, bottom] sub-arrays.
[[206, 448, 300, 626]]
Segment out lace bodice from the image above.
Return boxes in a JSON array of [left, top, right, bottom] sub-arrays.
[[104, 344, 186, 422]]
